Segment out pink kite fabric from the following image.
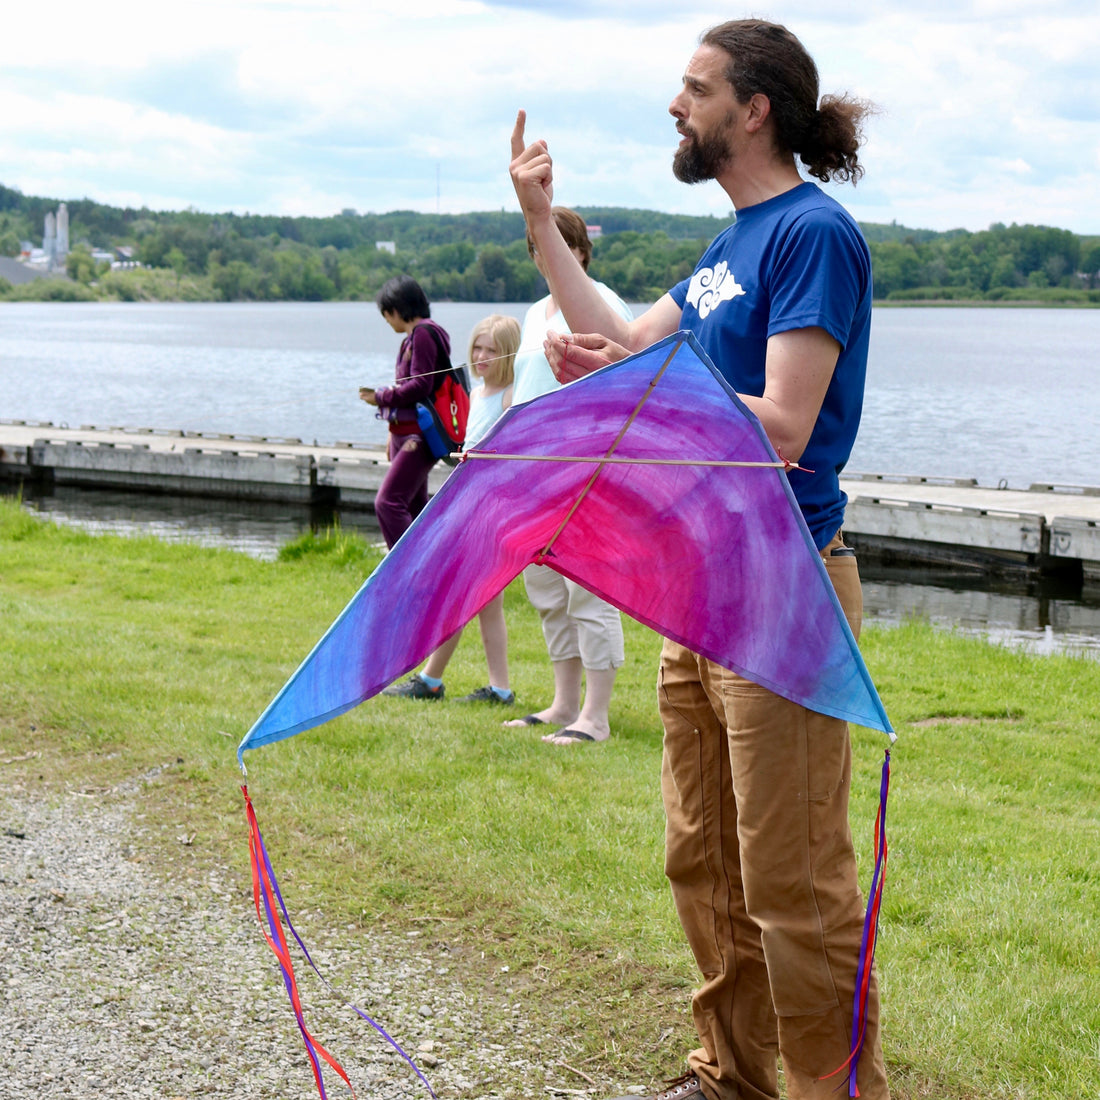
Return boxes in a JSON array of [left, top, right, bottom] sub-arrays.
[[238, 331, 891, 766]]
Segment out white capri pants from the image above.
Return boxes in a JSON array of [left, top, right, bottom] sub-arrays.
[[522, 564, 625, 671]]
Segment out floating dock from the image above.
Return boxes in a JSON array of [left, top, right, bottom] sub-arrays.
[[3, 420, 1099, 583], [841, 472, 1100, 583], [0, 420, 450, 509]]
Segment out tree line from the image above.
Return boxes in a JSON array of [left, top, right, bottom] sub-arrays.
[[2, 182, 1098, 305]]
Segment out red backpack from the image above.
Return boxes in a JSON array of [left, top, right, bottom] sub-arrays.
[[416, 323, 471, 463]]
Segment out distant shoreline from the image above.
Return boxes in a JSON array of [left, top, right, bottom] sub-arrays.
[[873, 298, 1100, 308], [2, 293, 1099, 309]]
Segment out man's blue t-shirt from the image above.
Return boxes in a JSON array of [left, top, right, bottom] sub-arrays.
[[669, 182, 873, 550]]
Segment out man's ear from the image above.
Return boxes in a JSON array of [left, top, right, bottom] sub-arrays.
[[744, 93, 772, 133]]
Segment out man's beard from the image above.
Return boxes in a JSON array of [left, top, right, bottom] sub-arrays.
[[673, 115, 735, 184]]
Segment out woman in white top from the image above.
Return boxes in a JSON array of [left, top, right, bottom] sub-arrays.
[[505, 207, 633, 746], [383, 314, 520, 704]]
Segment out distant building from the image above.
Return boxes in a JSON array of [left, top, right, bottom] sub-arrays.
[[39, 202, 70, 272], [112, 245, 140, 269], [376, 241, 396, 255], [57, 203, 69, 258], [586, 225, 603, 240], [44, 211, 56, 267]]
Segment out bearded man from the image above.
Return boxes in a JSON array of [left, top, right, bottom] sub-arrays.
[[510, 18, 889, 1100]]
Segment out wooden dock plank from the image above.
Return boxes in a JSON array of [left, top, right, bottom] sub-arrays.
[[3, 421, 1099, 576]]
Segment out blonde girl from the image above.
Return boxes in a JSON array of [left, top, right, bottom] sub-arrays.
[[383, 314, 522, 703], [460, 313, 517, 453]]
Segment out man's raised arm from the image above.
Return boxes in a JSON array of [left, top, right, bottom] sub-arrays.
[[510, 110, 680, 363]]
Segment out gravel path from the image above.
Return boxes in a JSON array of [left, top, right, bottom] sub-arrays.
[[0, 764, 643, 1099]]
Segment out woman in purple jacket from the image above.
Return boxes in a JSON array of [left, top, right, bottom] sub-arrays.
[[359, 275, 451, 548]]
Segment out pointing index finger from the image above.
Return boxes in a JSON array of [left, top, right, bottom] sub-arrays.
[[510, 109, 527, 160]]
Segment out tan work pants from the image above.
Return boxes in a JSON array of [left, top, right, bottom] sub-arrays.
[[658, 531, 889, 1100]]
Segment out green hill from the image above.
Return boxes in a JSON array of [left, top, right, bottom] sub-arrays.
[[2, 182, 1098, 305]]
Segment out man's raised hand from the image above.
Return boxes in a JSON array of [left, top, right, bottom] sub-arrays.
[[509, 110, 554, 218]]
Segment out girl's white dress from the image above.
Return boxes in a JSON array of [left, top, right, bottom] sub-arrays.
[[464, 385, 507, 450]]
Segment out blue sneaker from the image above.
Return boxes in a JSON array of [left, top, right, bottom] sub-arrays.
[[381, 676, 444, 700], [456, 685, 515, 705]]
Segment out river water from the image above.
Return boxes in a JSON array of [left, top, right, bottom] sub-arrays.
[[4, 301, 1100, 654]]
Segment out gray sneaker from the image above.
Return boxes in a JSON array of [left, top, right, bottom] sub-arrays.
[[608, 1072, 704, 1100], [381, 675, 444, 700], [456, 685, 515, 705]]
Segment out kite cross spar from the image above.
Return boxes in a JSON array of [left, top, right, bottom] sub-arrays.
[[236, 332, 894, 1098]]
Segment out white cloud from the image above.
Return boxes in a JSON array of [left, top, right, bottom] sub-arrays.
[[2, 0, 1099, 232]]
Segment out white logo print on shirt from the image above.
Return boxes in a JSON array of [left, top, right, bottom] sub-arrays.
[[685, 262, 745, 319]]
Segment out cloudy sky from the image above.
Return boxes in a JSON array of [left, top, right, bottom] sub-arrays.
[[3, 0, 1099, 234]]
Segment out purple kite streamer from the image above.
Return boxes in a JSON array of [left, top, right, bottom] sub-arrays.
[[244, 785, 438, 1100]]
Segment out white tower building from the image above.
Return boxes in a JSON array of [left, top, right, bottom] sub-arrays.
[[56, 203, 69, 261], [44, 211, 57, 270]]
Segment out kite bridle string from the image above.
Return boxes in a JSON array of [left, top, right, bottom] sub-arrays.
[[536, 337, 685, 560]]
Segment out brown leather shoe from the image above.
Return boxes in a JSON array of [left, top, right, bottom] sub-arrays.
[[608, 1072, 704, 1100]]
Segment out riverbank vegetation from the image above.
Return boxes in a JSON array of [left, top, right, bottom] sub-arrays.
[[2, 497, 1098, 1099], [3, 182, 1099, 306]]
